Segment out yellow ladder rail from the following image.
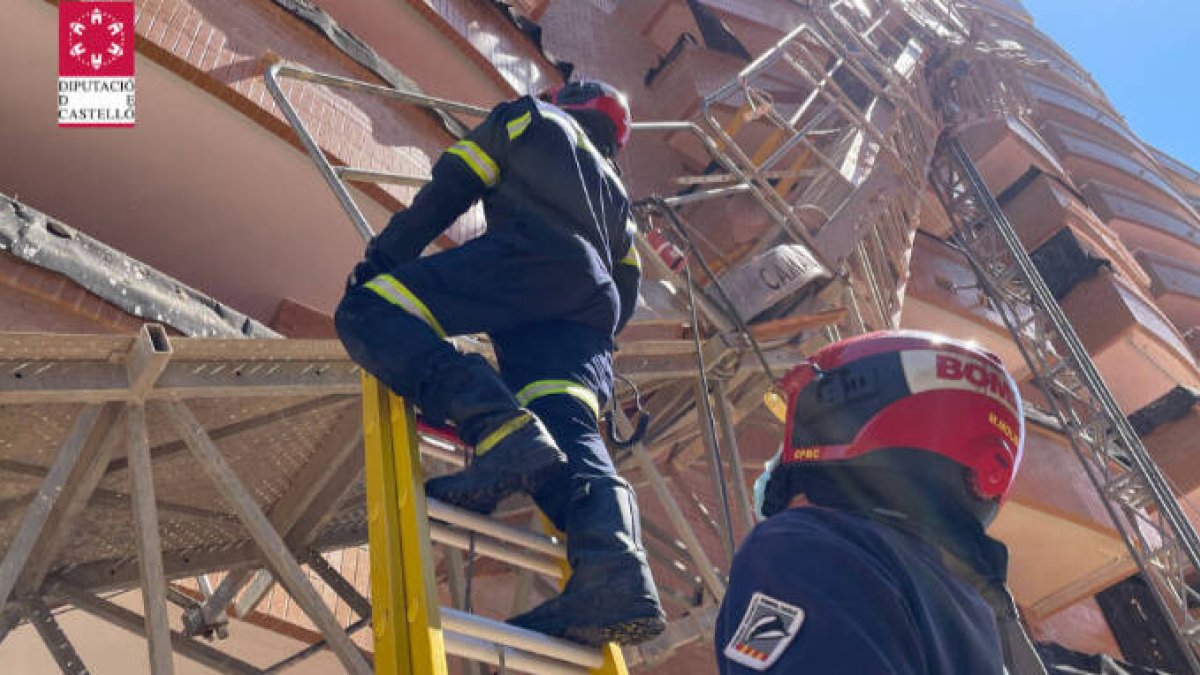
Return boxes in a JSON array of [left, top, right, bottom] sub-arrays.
[[364, 374, 629, 674], [363, 374, 447, 675]]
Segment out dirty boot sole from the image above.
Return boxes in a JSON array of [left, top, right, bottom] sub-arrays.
[[425, 446, 565, 514], [562, 615, 667, 647]]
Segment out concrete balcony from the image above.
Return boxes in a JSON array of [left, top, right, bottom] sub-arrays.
[[1082, 179, 1200, 269], [996, 423, 1130, 620], [614, 0, 804, 58], [1150, 147, 1200, 207], [1041, 122, 1199, 224], [643, 44, 756, 168], [958, 115, 1069, 195], [1022, 75, 1152, 168], [1136, 249, 1200, 331], [1060, 270, 1200, 413], [1001, 172, 1150, 290], [900, 233, 1027, 374], [1132, 387, 1200, 494], [980, 12, 1110, 107]]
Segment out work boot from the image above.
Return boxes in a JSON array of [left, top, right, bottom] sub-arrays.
[[421, 354, 567, 514], [426, 409, 566, 514], [509, 477, 666, 646]]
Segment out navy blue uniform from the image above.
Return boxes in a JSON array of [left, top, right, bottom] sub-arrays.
[[336, 95, 640, 529], [716, 508, 1004, 674]]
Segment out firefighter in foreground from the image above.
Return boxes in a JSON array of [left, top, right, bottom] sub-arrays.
[[334, 80, 665, 645], [717, 331, 1046, 673]]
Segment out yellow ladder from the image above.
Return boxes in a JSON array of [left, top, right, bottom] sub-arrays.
[[361, 374, 629, 674]]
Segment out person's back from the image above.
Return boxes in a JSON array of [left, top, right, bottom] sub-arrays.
[[335, 79, 664, 646], [477, 96, 632, 271], [718, 508, 1002, 674], [717, 330, 1047, 673]]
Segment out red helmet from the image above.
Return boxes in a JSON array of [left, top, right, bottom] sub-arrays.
[[542, 80, 632, 153], [759, 330, 1024, 525]]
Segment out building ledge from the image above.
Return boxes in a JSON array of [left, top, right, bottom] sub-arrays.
[[0, 195, 276, 339]]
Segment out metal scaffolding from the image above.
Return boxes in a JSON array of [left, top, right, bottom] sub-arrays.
[[929, 136, 1200, 670], [8, 1, 1193, 672]]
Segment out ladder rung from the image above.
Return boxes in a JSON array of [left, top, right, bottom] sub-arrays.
[[431, 522, 564, 580], [334, 166, 430, 187], [442, 607, 605, 670], [418, 435, 465, 466], [444, 632, 590, 675], [428, 499, 565, 559]]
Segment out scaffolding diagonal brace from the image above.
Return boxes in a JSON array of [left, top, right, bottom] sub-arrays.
[[27, 598, 90, 675], [0, 402, 123, 609], [53, 582, 261, 675], [162, 400, 371, 675]]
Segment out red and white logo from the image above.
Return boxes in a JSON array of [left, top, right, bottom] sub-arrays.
[[901, 349, 1021, 417], [58, 2, 136, 127]]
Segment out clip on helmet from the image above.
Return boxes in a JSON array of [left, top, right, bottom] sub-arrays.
[[541, 80, 631, 156], [759, 330, 1025, 527]]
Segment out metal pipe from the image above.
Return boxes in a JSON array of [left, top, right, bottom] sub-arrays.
[[335, 166, 430, 187], [444, 631, 589, 675], [714, 381, 758, 535], [616, 408, 726, 600], [431, 523, 564, 580], [262, 617, 371, 674], [428, 499, 564, 559], [693, 380, 736, 564], [441, 607, 604, 669], [264, 62, 375, 244], [419, 438, 465, 466], [661, 184, 752, 208], [275, 64, 490, 118]]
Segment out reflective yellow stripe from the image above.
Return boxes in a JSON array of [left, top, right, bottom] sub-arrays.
[[476, 412, 532, 455], [516, 380, 599, 418], [446, 140, 499, 187], [506, 111, 532, 140], [364, 274, 447, 338], [619, 246, 641, 269]]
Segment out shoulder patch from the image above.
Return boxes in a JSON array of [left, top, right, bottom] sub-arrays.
[[723, 592, 805, 671]]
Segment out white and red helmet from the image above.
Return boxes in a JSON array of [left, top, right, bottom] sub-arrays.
[[541, 80, 632, 155], [759, 330, 1025, 526]]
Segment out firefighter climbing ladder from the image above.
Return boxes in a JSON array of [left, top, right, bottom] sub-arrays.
[[262, 59, 742, 673], [257, 63, 640, 671]]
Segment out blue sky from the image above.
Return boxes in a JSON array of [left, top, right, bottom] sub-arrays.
[[1021, 0, 1200, 171]]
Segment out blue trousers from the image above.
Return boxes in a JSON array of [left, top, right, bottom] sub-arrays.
[[336, 230, 621, 529]]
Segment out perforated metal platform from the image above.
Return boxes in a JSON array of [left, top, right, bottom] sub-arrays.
[[0, 328, 366, 589]]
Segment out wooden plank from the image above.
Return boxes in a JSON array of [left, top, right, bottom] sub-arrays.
[[747, 307, 848, 342]]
